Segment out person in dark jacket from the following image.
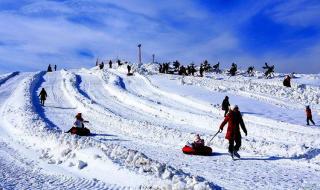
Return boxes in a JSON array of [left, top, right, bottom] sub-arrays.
[[219, 105, 247, 159], [109, 60, 113, 68], [39, 88, 47, 106], [199, 65, 204, 77], [99, 62, 104, 70], [283, 75, 291, 87], [47, 64, 52, 72], [306, 106, 315, 125], [222, 96, 230, 117], [127, 64, 132, 74], [54, 65, 57, 71]]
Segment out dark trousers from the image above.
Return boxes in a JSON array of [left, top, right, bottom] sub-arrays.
[[228, 136, 241, 153], [307, 117, 315, 125], [40, 99, 45, 106], [224, 109, 228, 117]]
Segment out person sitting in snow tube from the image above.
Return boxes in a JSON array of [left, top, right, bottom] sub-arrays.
[[182, 134, 212, 156], [66, 113, 90, 136]]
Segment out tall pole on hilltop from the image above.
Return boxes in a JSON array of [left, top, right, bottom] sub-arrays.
[[152, 54, 155, 63], [138, 44, 142, 67]]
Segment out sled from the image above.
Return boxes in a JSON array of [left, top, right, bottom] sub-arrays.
[[182, 145, 212, 156], [69, 127, 91, 136]]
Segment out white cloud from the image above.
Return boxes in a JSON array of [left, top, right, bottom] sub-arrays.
[[267, 0, 320, 27]]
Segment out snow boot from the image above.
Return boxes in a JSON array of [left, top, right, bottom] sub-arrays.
[[234, 151, 241, 159], [229, 151, 234, 159]]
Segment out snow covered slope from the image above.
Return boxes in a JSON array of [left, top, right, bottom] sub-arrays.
[[0, 65, 319, 190]]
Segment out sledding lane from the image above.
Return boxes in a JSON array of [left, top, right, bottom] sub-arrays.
[[0, 72, 123, 190], [37, 71, 169, 188], [58, 67, 320, 189], [97, 69, 215, 129], [2, 67, 319, 189]]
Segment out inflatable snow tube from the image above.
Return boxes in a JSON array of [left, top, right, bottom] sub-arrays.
[[70, 127, 91, 136], [182, 145, 212, 156]]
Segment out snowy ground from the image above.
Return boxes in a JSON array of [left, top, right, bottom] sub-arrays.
[[0, 64, 320, 190]]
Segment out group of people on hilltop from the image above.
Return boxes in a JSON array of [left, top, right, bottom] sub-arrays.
[[47, 64, 57, 72], [157, 61, 279, 79], [95, 59, 133, 75]]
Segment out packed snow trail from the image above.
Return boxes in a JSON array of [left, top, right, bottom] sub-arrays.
[[36, 70, 217, 189], [0, 72, 126, 190], [1, 67, 320, 190], [42, 67, 320, 189]]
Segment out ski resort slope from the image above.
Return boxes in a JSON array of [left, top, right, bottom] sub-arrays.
[[0, 64, 319, 190]]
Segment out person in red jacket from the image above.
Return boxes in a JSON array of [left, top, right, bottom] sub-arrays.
[[219, 105, 247, 159], [306, 106, 315, 125]]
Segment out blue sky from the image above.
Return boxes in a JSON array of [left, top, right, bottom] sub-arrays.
[[0, 0, 319, 73]]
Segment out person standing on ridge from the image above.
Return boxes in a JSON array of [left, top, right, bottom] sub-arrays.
[[47, 64, 52, 72], [306, 106, 316, 125], [39, 88, 47, 106], [127, 64, 132, 74], [222, 96, 230, 117], [219, 105, 247, 159], [54, 65, 57, 71], [283, 75, 291, 87]]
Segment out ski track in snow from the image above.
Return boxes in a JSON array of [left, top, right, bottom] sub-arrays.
[[0, 65, 320, 190]]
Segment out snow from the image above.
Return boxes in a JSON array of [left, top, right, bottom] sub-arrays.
[[0, 64, 319, 190]]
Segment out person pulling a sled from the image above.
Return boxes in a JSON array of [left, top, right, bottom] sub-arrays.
[[219, 105, 247, 159], [38, 88, 47, 106]]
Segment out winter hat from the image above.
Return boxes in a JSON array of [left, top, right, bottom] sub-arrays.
[[195, 134, 201, 141], [75, 113, 82, 118], [232, 105, 239, 110]]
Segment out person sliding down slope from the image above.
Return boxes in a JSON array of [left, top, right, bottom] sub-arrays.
[[219, 105, 247, 159], [66, 113, 90, 136]]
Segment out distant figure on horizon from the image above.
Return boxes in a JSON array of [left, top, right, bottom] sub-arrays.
[[199, 65, 204, 77], [283, 75, 291, 87], [47, 64, 52, 72], [109, 60, 112, 68], [247, 66, 254, 76], [229, 63, 237, 76], [39, 88, 47, 106], [127, 64, 132, 74], [99, 62, 104, 70], [306, 106, 315, 126], [54, 65, 57, 71]]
